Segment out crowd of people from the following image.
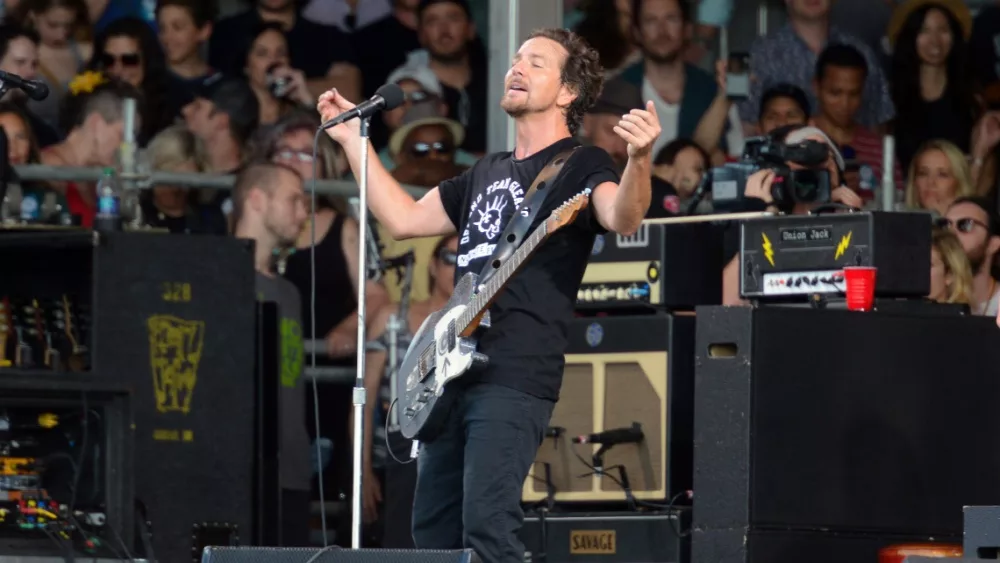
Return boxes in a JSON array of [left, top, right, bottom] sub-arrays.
[[1, 0, 999, 549]]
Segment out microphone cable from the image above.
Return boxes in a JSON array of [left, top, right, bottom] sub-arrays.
[[310, 128, 328, 547]]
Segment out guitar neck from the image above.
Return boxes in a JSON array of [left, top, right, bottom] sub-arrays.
[[457, 221, 549, 333]]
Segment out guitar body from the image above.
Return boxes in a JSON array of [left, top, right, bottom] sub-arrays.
[[397, 272, 487, 442], [395, 190, 593, 443]]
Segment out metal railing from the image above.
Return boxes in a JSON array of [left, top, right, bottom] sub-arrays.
[[12, 164, 430, 198]]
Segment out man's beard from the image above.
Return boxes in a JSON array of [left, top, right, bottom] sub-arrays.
[[500, 95, 529, 118], [970, 243, 991, 273], [641, 43, 684, 65], [429, 44, 467, 65]]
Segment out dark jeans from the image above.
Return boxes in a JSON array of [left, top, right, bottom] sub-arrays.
[[382, 431, 419, 548], [412, 383, 555, 563]]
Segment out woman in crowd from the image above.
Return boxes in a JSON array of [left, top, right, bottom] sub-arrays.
[[889, 0, 977, 172], [140, 124, 226, 234], [255, 109, 389, 525], [87, 17, 171, 142], [15, 0, 92, 130], [903, 139, 975, 216], [0, 101, 50, 219], [244, 23, 315, 127], [257, 109, 388, 358], [929, 227, 974, 305]]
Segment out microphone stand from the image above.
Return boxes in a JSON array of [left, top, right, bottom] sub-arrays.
[[350, 117, 372, 550]]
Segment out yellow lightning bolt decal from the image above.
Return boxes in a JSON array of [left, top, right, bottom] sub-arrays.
[[835, 231, 853, 260], [761, 233, 775, 266]]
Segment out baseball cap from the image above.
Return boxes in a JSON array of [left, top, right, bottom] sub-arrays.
[[386, 64, 443, 97], [196, 74, 260, 142], [389, 101, 465, 157]]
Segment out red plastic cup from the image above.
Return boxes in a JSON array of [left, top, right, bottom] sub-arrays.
[[843, 266, 877, 311]]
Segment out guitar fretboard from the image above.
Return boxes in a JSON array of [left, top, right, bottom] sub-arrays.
[[456, 220, 550, 332]]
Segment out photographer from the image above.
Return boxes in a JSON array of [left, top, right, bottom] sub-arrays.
[[721, 125, 863, 305]]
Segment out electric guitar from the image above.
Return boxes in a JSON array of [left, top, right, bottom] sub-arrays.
[[396, 191, 591, 442]]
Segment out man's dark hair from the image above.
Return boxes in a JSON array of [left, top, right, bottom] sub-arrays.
[[632, 0, 692, 28], [527, 28, 604, 136], [654, 138, 708, 168], [155, 0, 218, 28], [951, 196, 1000, 237], [815, 43, 868, 82], [230, 161, 302, 232], [0, 24, 39, 62], [418, 0, 471, 20], [758, 83, 811, 121]]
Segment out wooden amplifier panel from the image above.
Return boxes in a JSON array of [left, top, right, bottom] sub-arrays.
[[522, 351, 668, 503]]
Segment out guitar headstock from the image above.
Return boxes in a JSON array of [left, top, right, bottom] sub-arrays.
[[545, 189, 592, 233]]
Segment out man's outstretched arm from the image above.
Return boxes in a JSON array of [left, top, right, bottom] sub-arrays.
[[592, 101, 661, 236], [319, 89, 457, 240]]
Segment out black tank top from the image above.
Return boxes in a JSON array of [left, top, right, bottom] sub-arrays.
[[283, 213, 357, 339]]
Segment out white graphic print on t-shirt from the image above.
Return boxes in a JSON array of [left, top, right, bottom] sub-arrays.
[[457, 177, 525, 268]]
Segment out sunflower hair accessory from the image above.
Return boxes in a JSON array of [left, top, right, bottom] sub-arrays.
[[69, 71, 108, 96]]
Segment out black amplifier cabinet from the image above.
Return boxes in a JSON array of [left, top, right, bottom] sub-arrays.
[[519, 510, 690, 563], [739, 211, 931, 299], [692, 305, 1000, 563], [0, 230, 257, 563], [522, 314, 695, 504], [578, 221, 723, 311]]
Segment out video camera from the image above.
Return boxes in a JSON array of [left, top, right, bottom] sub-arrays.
[[706, 136, 834, 213]]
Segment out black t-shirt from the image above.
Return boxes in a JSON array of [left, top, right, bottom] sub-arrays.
[[646, 177, 681, 218], [208, 10, 357, 80], [438, 137, 619, 400]]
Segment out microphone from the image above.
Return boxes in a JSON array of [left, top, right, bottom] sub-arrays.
[[0, 70, 49, 101], [573, 423, 644, 446], [320, 83, 405, 130]]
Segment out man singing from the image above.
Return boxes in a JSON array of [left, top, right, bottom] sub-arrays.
[[318, 27, 659, 563]]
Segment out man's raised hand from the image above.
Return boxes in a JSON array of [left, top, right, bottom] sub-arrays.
[[317, 88, 360, 145]]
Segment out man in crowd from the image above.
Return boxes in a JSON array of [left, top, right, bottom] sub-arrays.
[[182, 75, 259, 219], [0, 24, 58, 146], [810, 43, 900, 202], [611, 0, 742, 159], [231, 161, 312, 546], [738, 0, 894, 133], [389, 0, 487, 155], [943, 197, 1000, 316]]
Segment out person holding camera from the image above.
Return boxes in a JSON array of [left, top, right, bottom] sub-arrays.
[[720, 124, 863, 305], [244, 22, 315, 126]]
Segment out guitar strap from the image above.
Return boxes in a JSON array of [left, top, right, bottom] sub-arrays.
[[476, 146, 580, 286]]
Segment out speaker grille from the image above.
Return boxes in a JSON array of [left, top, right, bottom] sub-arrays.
[[202, 547, 477, 563]]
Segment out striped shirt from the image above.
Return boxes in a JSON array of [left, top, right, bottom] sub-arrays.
[[843, 127, 903, 203]]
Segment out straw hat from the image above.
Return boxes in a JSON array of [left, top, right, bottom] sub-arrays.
[[887, 0, 972, 47]]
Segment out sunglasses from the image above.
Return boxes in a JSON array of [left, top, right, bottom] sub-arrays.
[[100, 52, 141, 68], [275, 149, 314, 163], [407, 90, 432, 104], [936, 217, 989, 234], [411, 141, 454, 158], [437, 249, 458, 265]]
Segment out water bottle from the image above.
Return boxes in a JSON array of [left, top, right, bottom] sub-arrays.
[[94, 167, 122, 232]]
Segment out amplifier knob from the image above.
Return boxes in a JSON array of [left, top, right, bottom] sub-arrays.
[[600, 287, 610, 300], [616, 288, 627, 300], [584, 288, 593, 301], [577, 289, 583, 301]]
